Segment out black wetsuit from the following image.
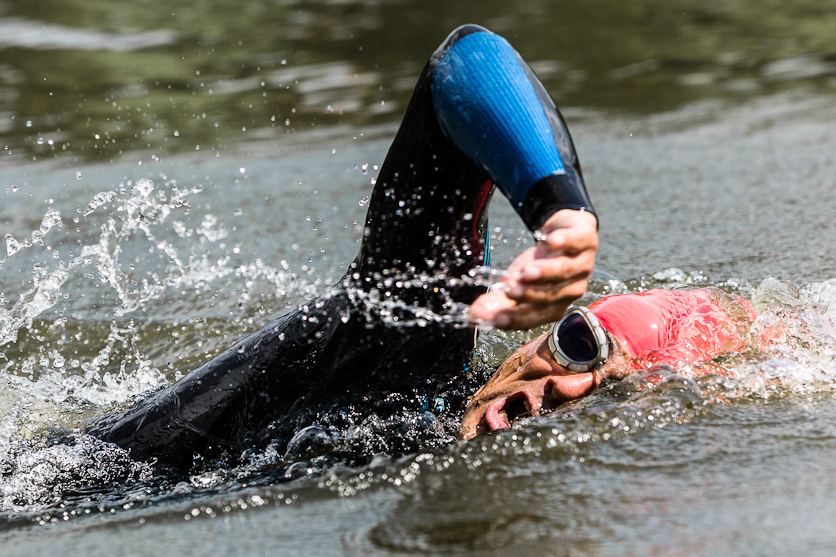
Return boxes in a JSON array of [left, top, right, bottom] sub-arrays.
[[87, 25, 596, 468]]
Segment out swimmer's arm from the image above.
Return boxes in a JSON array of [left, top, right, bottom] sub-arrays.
[[469, 208, 598, 330], [427, 29, 600, 330]]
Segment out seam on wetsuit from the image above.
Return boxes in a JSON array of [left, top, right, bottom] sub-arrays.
[[170, 410, 247, 450]]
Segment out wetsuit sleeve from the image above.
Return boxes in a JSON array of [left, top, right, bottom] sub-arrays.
[[431, 31, 595, 231]]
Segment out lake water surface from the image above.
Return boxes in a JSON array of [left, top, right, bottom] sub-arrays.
[[2, 1, 836, 555]]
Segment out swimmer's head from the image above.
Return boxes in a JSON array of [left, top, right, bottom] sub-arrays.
[[459, 315, 632, 440]]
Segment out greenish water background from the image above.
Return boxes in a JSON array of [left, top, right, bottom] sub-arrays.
[[2, 0, 836, 164]]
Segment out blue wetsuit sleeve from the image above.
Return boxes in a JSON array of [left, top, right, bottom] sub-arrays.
[[431, 31, 595, 231]]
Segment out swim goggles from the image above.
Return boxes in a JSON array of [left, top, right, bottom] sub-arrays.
[[548, 306, 609, 372]]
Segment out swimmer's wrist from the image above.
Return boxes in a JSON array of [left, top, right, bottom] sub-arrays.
[[519, 174, 597, 232]]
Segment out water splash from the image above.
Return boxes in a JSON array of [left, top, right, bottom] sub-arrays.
[[82, 191, 118, 217], [0, 264, 70, 346], [1, 209, 63, 265], [0, 178, 309, 465], [0, 435, 153, 512]]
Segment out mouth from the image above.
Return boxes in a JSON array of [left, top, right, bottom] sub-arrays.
[[484, 392, 536, 431]]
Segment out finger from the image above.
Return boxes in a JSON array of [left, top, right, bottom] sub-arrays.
[[487, 247, 536, 286], [472, 282, 583, 330], [469, 290, 518, 325], [542, 225, 598, 254], [501, 247, 535, 277], [507, 277, 590, 304], [520, 250, 596, 284], [539, 209, 598, 252], [490, 301, 575, 330]]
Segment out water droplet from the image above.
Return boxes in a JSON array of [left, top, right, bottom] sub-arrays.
[[173, 130, 180, 137], [5, 233, 22, 257], [196, 214, 228, 242], [39, 209, 62, 233], [76, 171, 82, 180], [83, 191, 117, 216], [133, 178, 155, 198], [11, 184, 17, 192], [52, 352, 66, 369], [359, 196, 369, 207]]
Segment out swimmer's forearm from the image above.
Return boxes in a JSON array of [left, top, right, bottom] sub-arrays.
[[430, 29, 595, 233]]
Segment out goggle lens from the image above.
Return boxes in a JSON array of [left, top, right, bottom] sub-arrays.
[[556, 313, 598, 363]]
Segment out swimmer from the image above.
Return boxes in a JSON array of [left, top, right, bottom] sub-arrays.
[[87, 24, 599, 467], [459, 287, 760, 439]]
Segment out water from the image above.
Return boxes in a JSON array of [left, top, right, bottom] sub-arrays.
[[2, 1, 836, 555]]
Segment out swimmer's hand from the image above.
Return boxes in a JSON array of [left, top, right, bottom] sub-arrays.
[[469, 209, 598, 330]]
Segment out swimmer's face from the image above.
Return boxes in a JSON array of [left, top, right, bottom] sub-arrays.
[[459, 331, 631, 440]]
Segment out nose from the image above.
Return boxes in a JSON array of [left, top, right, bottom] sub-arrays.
[[543, 373, 598, 405]]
